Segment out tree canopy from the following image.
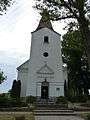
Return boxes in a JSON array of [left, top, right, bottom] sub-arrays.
[[0, 0, 13, 15], [62, 30, 90, 97], [0, 70, 6, 84]]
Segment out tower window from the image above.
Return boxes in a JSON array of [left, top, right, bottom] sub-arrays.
[[44, 36, 49, 43], [43, 52, 49, 57]]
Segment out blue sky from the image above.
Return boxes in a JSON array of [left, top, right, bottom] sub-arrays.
[[0, 0, 68, 93]]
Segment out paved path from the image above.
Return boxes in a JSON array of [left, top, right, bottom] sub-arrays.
[[35, 115, 84, 120], [34, 110, 85, 120]]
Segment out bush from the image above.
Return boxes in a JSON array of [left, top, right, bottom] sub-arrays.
[[26, 96, 36, 104], [68, 95, 87, 103], [8, 98, 27, 107], [78, 95, 87, 102], [56, 96, 68, 104], [86, 114, 90, 120], [0, 96, 27, 108], [68, 96, 78, 103], [0, 95, 9, 107], [87, 95, 90, 100]]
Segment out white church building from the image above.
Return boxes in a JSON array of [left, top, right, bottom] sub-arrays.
[[17, 12, 67, 100]]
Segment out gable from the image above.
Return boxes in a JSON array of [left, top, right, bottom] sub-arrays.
[[37, 64, 54, 75]]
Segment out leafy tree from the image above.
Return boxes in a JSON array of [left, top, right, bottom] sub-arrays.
[[0, 0, 13, 15], [62, 30, 90, 97], [0, 70, 6, 84], [35, 0, 90, 69]]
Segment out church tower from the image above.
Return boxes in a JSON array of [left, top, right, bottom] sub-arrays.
[[17, 11, 67, 99]]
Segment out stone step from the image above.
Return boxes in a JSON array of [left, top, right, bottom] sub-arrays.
[[34, 109, 76, 116], [35, 115, 84, 120], [34, 113, 77, 116], [36, 104, 68, 110], [34, 112, 76, 116], [34, 109, 74, 112]]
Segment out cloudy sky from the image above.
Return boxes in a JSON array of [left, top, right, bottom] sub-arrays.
[[0, 0, 67, 93]]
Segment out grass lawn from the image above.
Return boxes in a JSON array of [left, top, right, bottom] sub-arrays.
[[0, 112, 35, 120]]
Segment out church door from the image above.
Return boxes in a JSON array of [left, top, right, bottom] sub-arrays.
[[41, 79, 49, 99]]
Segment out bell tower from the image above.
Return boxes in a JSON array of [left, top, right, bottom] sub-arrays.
[[25, 10, 65, 99]]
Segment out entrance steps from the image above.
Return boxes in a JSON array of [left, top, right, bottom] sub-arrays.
[[34, 109, 76, 116], [36, 104, 68, 110]]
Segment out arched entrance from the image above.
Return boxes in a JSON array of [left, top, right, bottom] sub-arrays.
[[41, 79, 49, 99]]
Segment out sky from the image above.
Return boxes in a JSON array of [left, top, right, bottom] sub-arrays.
[[0, 0, 68, 93]]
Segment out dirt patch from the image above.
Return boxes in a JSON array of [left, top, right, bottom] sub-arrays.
[[0, 112, 35, 120]]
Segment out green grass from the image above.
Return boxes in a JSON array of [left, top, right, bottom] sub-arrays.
[[0, 112, 35, 120], [79, 113, 90, 120], [0, 115, 14, 120]]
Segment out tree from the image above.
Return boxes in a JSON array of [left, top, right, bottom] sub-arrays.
[[16, 80, 21, 98], [0, 0, 13, 15], [62, 30, 90, 97], [35, 0, 90, 69], [0, 70, 6, 84], [64, 80, 68, 97], [10, 80, 17, 98], [10, 80, 21, 98]]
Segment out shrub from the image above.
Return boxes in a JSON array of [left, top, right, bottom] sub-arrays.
[[68, 96, 78, 103], [26, 96, 36, 104], [87, 95, 90, 100], [0, 95, 8, 107], [86, 114, 90, 120], [9, 98, 27, 107], [78, 95, 87, 102], [0, 96, 27, 108], [56, 96, 68, 104], [69, 95, 87, 103]]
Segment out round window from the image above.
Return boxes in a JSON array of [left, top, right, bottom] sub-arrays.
[[43, 52, 49, 57]]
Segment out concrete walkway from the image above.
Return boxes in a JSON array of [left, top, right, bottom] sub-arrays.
[[35, 115, 84, 120], [34, 110, 85, 120]]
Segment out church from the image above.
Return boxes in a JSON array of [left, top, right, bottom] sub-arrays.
[[17, 11, 67, 100]]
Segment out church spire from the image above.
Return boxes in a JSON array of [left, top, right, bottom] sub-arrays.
[[36, 9, 53, 30]]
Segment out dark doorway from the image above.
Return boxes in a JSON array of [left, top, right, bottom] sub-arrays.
[[41, 79, 49, 99]]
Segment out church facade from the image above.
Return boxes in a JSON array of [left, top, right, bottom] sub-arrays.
[[17, 13, 67, 100]]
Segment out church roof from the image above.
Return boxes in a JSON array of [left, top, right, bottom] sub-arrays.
[[32, 10, 61, 36], [17, 60, 29, 71]]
